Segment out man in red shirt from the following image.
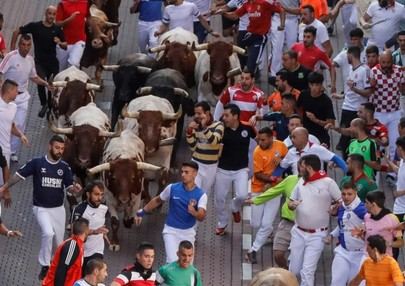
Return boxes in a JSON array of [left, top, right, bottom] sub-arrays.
[[55, 0, 88, 70], [291, 26, 336, 94], [218, 0, 285, 75], [41, 218, 89, 283]]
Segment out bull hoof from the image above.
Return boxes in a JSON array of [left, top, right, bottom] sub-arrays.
[[109, 244, 120, 252], [123, 217, 134, 228]]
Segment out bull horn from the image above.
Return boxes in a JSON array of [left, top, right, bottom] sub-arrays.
[[227, 67, 242, 78], [52, 81, 68, 88], [232, 45, 247, 55], [136, 66, 152, 74], [159, 137, 176, 146], [162, 105, 182, 120], [86, 83, 101, 91], [173, 88, 189, 98], [192, 43, 209, 51], [149, 45, 166, 53], [102, 65, 120, 71], [136, 162, 162, 172], [87, 163, 111, 175], [121, 105, 140, 118], [99, 120, 122, 137], [49, 122, 73, 135], [137, 86, 153, 96], [105, 21, 120, 27]]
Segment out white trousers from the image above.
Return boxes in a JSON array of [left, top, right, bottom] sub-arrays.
[[330, 245, 364, 286], [214, 168, 249, 228], [341, 4, 356, 46], [11, 96, 29, 155], [289, 225, 327, 286], [57, 41, 85, 71], [162, 224, 196, 263], [193, 160, 217, 196], [137, 20, 161, 55], [375, 110, 401, 160], [33, 205, 66, 266], [248, 138, 257, 178], [401, 95, 405, 117], [251, 194, 281, 252]]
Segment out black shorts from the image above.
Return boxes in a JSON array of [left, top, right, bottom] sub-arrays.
[[222, 9, 239, 30]]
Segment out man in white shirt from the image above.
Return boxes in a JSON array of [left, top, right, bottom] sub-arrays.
[[283, 115, 320, 149], [0, 34, 48, 162], [298, 4, 333, 57], [288, 154, 341, 286], [187, 0, 212, 43]]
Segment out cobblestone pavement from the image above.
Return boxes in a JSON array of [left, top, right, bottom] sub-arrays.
[[0, 1, 401, 285]]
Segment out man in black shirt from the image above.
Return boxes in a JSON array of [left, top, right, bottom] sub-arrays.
[[10, 6, 66, 117], [214, 104, 255, 236], [281, 50, 311, 92], [297, 72, 335, 147]]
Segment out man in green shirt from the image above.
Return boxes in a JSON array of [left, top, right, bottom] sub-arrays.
[[156, 240, 202, 286], [248, 175, 299, 269]]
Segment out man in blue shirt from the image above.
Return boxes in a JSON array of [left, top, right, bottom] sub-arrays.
[[0, 135, 81, 280], [135, 161, 208, 263]]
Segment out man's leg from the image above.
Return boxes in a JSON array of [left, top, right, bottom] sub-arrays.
[[56, 45, 69, 71], [231, 169, 249, 214], [137, 20, 149, 54], [246, 34, 267, 74], [68, 41, 85, 68], [33, 206, 55, 267], [50, 205, 66, 246], [194, 21, 209, 44], [214, 169, 233, 229], [288, 225, 306, 277], [162, 226, 180, 263], [11, 99, 29, 157], [330, 245, 352, 286], [237, 31, 248, 69], [300, 231, 327, 286], [35, 63, 48, 107], [195, 161, 217, 196], [284, 16, 299, 48], [269, 14, 285, 76], [273, 219, 294, 269], [338, 109, 358, 157], [148, 20, 161, 55]]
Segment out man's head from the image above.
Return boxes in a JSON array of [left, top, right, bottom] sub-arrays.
[[379, 51, 393, 74], [241, 68, 254, 92], [48, 135, 65, 160], [275, 69, 292, 92], [301, 5, 315, 24], [298, 154, 322, 180], [287, 114, 303, 134], [399, 117, 405, 137], [308, 72, 324, 96], [177, 240, 194, 268], [257, 127, 273, 150], [349, 28, 364, 48], [303, 26, 316, 47], [365, 191, 385, 214], [366, 45, 379, 68], [349, 118, 367, 138], [281, 93, 296, 115], [282, 50, 298, 70], [366, 235, 387, 260], [291, 127, 309, 150], [1, 79, 19, 102], [85, 180, 105, 208], [136, 242, 155, 270], [347, 46, 361, 65], [83, 258, 108, 283], [18, 34, 32, 57], [181, 161, 198, 185], [341, 182, 358, 206], [358, 102, 375, 121], [222, 103, 240, 127], [194, 101, 211, 125], [397, 30, 405, 52], [347, 153, 365, 173], [44, 5, 57, 24], [72, 217, 90, 240], [396, 136, 405, 159]]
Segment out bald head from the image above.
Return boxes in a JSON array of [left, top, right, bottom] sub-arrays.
[[44, 5, 57, 24], [379, 51, 393, 73], [291, 127, 309, 149], [293, 127, 309, 138], [46, 5, 57, 13]]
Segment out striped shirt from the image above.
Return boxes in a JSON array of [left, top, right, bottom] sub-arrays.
[[186, 121, 224, 164]]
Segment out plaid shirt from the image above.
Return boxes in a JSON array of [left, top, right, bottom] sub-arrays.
[[369, 64, 404, 113]]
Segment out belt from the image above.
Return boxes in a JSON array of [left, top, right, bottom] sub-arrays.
[[297, 226, 328, 233]]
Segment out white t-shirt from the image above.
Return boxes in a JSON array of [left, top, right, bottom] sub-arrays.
[[0, 50, 37, 102], [342, 64, 371, 111], [298, 19, 329, 51], [280, 142, 335, 174], [366, 1, 405, 50], [227, 0, 249, 31], [291, 176, 341, 229], [162, 2, 201, 32], [283, 134, 320, 149], [187, 0, 211, 21], [0, 96, 17, 155], [333, 48, 367, 94], [393, 159, 405, 214]]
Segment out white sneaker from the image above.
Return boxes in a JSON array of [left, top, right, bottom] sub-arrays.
[[10, 154, 18, 162]]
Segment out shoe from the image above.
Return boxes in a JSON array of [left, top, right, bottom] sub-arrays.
[[10, 154, 18, 162], [327, 26, 334, 35], [386, 174, 397, 188], [215, 226, 227, 236], [38, 105, 47, 118], [246, 251, 257, 264], [232, 211, 241, 223], [38, 266, 49, 280]]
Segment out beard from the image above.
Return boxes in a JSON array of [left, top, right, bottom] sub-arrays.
[[49, 151, 62, 161]]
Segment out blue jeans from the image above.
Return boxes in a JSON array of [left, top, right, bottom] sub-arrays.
[[194, 21, 208, 44]]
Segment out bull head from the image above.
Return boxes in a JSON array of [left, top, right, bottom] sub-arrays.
[[49, 122, 73, 135], [137, 86, 189, 98], [122, 105, 182, 121], [192, 42, 247, 55], [226, 67, 242, 78], [87, 161, 162, 175], [149, 44, 168, 53], [99, 120, 123, 137]]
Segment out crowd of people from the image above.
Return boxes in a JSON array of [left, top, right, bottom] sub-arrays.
[[0, 0, 404, 285]]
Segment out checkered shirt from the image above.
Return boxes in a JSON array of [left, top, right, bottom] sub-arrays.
[[369, 64, 404, 113]]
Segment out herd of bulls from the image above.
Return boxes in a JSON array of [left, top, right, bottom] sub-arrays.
[[44, 1, 247, 249]]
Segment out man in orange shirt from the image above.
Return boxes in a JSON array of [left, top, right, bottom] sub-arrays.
[[283, 0, 329, 23], [349, 234, 404, 286], [246, 127, 288, 264], [268, 69, 301, 112]]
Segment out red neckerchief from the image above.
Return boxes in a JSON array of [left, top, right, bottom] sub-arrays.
[[352, 172, 367, 184], [303, 170, 328, 185]]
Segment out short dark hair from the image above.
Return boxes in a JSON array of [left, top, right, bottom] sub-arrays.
[[308, 72, 324, 84], [276, 69, 293, 86], [281, 93, 297, 104], [258, 126, 273, 137], [72, 218, 89, 235], [84, 180, 105, 194], [84, 258, 106, 276], [194, 101, 211, 112], [304, 26, 317, 37], [349, 28, 364, 38], [1, 79, 18, 93], [367, 234, 387, 254], [361, 102, 375, 114], [300, 154, 321, 171], [136, 242, 155, 255], [182, 161, 199, 171], [288, 114, 302, 123], [348, 153, 365, 167], [178, 240, 193, 251], [366, 45, 379, 55], [49, 135, 65, 145], [223, 103, 240, 118], [398, 30, 405, 37], [396, 136, 405, 150], [399, 117, 405, 129], [283, 50, 298, 60], [365, 191, 385, 208], [242, 66, 254, 78], [341, 181, 358, 192], [19, 34, 31, 42], [347, 46, 361, 59], [302, 4, 315, 13]]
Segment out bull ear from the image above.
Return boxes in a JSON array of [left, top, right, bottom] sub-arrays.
[[203, 71, 209, 82], [64, 76, 70, 81]]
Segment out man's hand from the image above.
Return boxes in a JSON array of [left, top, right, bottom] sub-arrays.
[[347, 79, 355, 90], [20, 134, 29, 147], [2, 189, 12, 208], [351, 225, 365, 238], [71, 11, 80, 18], [93, 226, 109, 235], [53, 37, 61, 45], [288, 199, 302, 210], [154, 30, 162, 38], [249, 115, 260, 126], [187, 199, 197, 216], [200, 114, 209, 128], [324, 122, 336, 130], [71, 182, 82, 193], [277, 26, 285, 31], [323, 235, 332, 244], [305, 111, 317, 122], [7, 230, 23, 238], [188, 121, 199, 130], [0, 185, 6, 195], [134, 209, 144, 226], [332, 93, 344, 99], [210, 31, 221, 38]]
